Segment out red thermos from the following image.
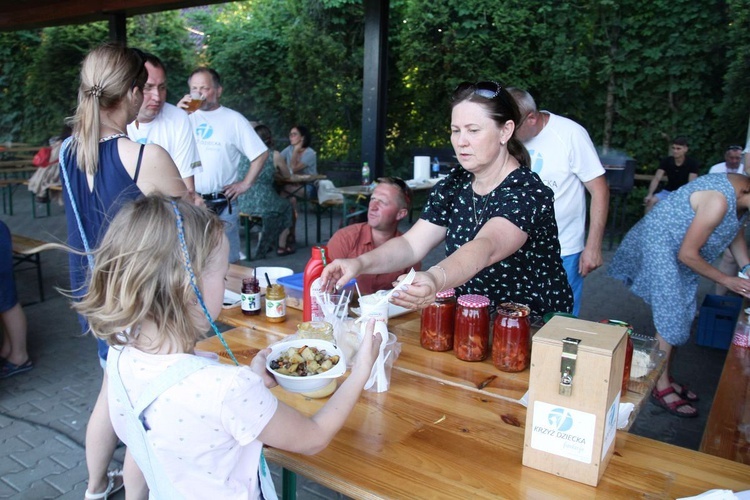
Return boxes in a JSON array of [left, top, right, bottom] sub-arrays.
[[303, 246, 328, 322]]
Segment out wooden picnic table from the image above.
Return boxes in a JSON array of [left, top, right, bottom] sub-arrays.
[[699, 306, 750, 464], [197, 318, 750, 499], [217, 297, 662, 430]]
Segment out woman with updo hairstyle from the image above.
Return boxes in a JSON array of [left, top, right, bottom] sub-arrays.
[[322, 81, 572, 319], [61, 42, 189, 499]]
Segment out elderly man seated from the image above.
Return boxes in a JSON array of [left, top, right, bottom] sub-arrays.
[[327, 177, 421, 294]]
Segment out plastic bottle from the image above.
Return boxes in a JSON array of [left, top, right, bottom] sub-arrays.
[[431, 157, 440, 178], [303, 246, 329, 322], [265, 284, 286, 323], [240, 277, 261, 316], [361, 161, 370, 186]]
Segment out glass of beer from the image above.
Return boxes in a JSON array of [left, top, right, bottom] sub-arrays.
[[185, 91, 205, 112]]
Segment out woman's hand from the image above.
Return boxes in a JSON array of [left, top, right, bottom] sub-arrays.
[[320, 258, 363, 292], [250, 348, 278, 388], [724, 276, 750, 297], [389, 270, 439, 310]]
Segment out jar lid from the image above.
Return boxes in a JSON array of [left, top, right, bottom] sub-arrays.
[[436, 288, 455, 299], [497, 302, 530, 317], [457, 294, 490, 308]]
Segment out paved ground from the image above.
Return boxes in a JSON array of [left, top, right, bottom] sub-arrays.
[[0, 191, 730, 498]]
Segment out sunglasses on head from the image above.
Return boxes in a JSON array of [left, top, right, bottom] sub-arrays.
[[377, 176, 412, 206], [728, 145, 744, 152], [452, 81, 503, 101]]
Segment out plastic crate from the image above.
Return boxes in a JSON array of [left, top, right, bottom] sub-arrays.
[[697, 295, 742, 349]]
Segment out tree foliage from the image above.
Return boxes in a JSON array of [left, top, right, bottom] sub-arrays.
[[0, 0, 747, 179]]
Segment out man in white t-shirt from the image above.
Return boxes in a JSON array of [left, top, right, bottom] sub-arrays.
[[509, 88, 610, 317], [127, 53, 202, 196], [708, 145, 744, 174], [177, 68, 267, 263], [708, 145, 746, 294]]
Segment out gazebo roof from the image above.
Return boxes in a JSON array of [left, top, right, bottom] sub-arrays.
[[0, 0, 227, 31]]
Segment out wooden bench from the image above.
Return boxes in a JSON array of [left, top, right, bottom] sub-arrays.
[[11, 234, 48, 302], [0, 178, 29, 215], [239, 213, 263, 261]]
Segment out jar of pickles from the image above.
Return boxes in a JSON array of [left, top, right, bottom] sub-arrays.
[[492, 302, 531, 372], [420, 288, 456, 351], [454, 294, 490, 361]]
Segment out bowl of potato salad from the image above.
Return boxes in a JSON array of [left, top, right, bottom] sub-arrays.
[[266, 338, 346, 393]]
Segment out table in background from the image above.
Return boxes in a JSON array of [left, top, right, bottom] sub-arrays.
[[218, 304, 663, 430], [198, 326, 750, 500], [700, 306, 750, 464], [334, 178, 440, 226], [275, 174, 327, 247]]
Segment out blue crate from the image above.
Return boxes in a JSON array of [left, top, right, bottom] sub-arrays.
[[697, 295, 742, 350]]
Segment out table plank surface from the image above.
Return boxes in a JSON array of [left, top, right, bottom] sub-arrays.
[[700, 311, 750, 464], [219, 305, 663, 429], [197, 327, 750, 499]]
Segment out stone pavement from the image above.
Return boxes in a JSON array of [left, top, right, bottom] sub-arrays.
[[0, 190, 729, 498]]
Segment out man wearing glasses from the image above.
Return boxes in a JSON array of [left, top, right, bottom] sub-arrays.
[[708, 145, 745, 174], [508, 88, 609, 317], [327, 177, 421, 294], [127, 53, 202, 196]]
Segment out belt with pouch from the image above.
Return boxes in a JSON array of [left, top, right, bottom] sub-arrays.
[[201, 192, 232, 214]]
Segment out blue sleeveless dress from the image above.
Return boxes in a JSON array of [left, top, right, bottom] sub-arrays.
[[61, 137, 143, 361], [608, 174, 747, 345]]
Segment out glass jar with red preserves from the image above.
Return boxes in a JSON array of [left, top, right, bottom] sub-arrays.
[[599, 319, 634, 395], [420, 288, 456, 351], [454, 294, 490, 361], [492, 302, 531, 372]]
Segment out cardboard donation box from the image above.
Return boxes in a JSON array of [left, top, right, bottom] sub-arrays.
[[523, 316, 627, 486]]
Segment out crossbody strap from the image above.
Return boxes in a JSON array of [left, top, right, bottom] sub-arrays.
[[59, 137, 95, 271]]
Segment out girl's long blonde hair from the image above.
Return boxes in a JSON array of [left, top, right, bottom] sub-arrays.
[[66, 43, 147, 176], [73, 195, 225, 351]]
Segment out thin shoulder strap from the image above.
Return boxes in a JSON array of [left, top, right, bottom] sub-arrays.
[[133, 144, 145, 183], [58, 137, 95, 271]]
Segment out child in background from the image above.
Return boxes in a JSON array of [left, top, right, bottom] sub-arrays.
[[74, 195, 381, 498]]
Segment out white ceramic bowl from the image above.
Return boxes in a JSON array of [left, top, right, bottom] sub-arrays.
[[266, 338, 346, 393], [255, 267, 294, 291]]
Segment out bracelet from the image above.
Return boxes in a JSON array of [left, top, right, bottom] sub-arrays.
[[742, 264, 750, 276], [429, 265, 447, 292]]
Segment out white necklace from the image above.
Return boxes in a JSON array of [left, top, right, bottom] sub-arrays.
[[99, 133, 127, 143]]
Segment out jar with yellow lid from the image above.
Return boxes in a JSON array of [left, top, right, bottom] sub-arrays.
[[265, 284, 287, 323]]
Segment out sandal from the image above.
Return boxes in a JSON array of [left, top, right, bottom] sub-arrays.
[[276, 246, 296, 256], [668, 376, 699, 402], [0, 358, 33, 379], [85, 469, 124, 499], [650, 386, 698, 418]]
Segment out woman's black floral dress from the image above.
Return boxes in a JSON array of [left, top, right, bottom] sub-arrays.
[[421, 166, 573, 317]]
